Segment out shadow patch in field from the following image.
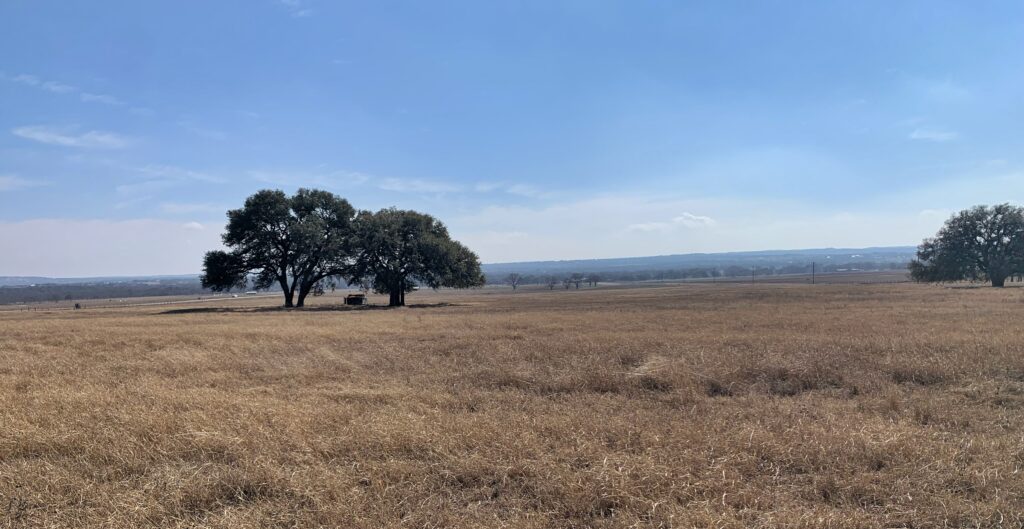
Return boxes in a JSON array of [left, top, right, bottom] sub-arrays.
[[890, 366, 947, 386], [705, 365, 844, 397], [158, 302, 462, 315]]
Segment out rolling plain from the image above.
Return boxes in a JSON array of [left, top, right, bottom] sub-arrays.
[[2, 281, 1023, 528]]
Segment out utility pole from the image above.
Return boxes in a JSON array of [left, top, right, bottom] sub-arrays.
[[811, 262, 815, 285]]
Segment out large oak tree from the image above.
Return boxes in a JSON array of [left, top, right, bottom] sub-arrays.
[[910, 204, 1024, 287], [201, 189, 357, 307], [348, 208, 484, 306]]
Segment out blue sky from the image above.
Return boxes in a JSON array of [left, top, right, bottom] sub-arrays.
[[2, 1, 1023, 276]]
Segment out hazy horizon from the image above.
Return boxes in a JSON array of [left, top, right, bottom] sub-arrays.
[[0, 244, 917, 280], [3, 2, 1023, 276]]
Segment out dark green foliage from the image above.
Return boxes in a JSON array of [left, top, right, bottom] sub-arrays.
[[909, 204, 1024, 287], [201, 189, 356, 307], [348, 208, 484, 306]]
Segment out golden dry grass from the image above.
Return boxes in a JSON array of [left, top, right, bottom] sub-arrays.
[[2, 283, 1024, 528]]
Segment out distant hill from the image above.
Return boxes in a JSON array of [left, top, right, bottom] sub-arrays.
[[0, 276, 208, 305], [0, 275, 199, 287], [480, 246, 916, 279], [0, 246, 917, 301]]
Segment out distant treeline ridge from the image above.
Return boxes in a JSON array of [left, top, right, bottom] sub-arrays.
[[483, 261, 908, 285]]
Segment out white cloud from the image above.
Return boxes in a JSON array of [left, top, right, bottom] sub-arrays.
[[0, 219, 224, 276], [450, 193, 945, 263], [250, 168, 459, 194], [138, 164, 225, 184], [909, 127, 958, 142], [450, 160, 1024, 263], [1, 72, 144, 111], [0, 175, 46, 192], [923, 79, 971, 103], [673, 212, 716, 227], [80, 92, 124, 105], [182, 221, 205, 231], [378, 177, 461, 193], [42, 81, 76, 93], [250, 169, 370, 189], [12, 125, 133, 149], [898, 75, 972, 103], [475, 181, 556, 199], [918, 208, 952, 221], [11, 74, 40, 86], [116, 179, 178, 200], [625, 221, 671, 232], [627, 212, 716, 233], [177, 120, 227, 141], [114, 165, 225, 207], [161, 203, 228, 215], [278, 0, 313, 17]]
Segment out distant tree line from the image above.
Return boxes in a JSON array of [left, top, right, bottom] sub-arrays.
[[202, 189, 484, 307], [0, 280, 209, 305], [489, 261, 907, 287]]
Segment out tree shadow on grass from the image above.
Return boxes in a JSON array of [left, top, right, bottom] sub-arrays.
[[157, 302, 461, 316]]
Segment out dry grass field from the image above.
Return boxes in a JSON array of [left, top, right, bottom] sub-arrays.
[[2, 283, 1024, 528]]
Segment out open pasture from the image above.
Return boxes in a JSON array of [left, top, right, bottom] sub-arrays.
[[2, 283, 1023, 528]]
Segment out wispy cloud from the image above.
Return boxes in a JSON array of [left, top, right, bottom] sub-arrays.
[[475, 181, 556, 199], [113, 164, 227, 208], [42, 81, 76, 93], [897, 74, 972, 104], [0, 219, 224, 276], [0, 174, 46, 192], [250, 169, 370, 188], [9, 73, 40, 86], [80, 92, 124, 106], [138, 164, 225, 184], [278, 0, 313, 17], [116, 179, 178, 199], [12, 125, 133, 149], [2, 72, 140, 112], [909, 127, 958, 142], [922, 79, 971, 103], [378, 177, 461, 193], [181, 221, 205, 231], [176, 120, 227, 141], [672, 212, 717, 227], [626, 212, 717, 233], [250, 168, 460, 194], [160, 202, 228, 214]]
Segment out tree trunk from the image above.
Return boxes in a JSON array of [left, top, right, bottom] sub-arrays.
[[991, 274, 1007, 287], [296, 282, 311, 307], [400, 289, 405, 306], [389, 289, 402, 307], [279, 277, 294, 307]]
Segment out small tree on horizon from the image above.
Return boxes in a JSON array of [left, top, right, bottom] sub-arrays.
[[909, 204, 1024, 287], [505, 273, 522, 291]]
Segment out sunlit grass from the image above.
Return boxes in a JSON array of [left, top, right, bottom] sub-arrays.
[[1, 283, 1022, 527]]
